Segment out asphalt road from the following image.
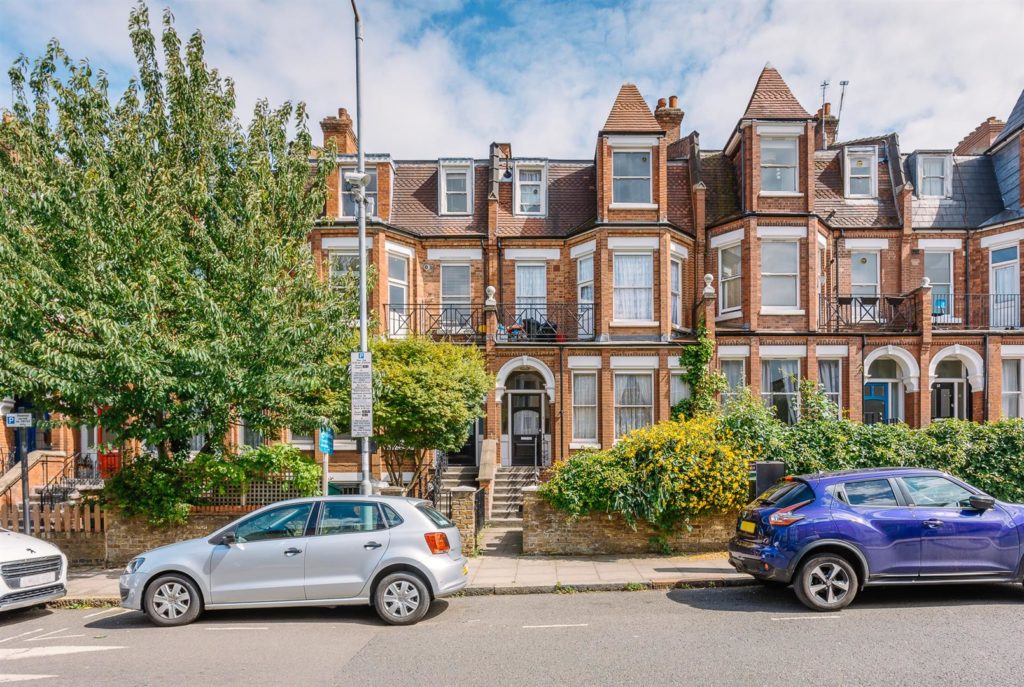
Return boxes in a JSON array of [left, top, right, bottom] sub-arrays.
[[2, 583, 1023, 686]]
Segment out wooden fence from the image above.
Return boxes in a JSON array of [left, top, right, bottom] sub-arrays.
[[0, 503, 105, 535]]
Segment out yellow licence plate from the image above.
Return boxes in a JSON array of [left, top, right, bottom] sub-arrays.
[[740, 520, 756, 534]]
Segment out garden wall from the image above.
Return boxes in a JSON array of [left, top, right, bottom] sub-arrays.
[[104, 508, 252, 567], [522, 488, 737, 556]]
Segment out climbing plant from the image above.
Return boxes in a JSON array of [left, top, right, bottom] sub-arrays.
[[672, 320, 726, 419]]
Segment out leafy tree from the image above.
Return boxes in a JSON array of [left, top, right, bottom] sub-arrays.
[[0, 4, 355, 456], [367, 338, 492, 495]]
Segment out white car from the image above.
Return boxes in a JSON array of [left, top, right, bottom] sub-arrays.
[[0, 529, 68, 611]]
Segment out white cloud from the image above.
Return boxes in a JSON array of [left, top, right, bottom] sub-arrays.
[[1, 0, 1022, 157]]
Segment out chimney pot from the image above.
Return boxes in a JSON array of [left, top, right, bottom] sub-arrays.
[[656, 97, 667, 110], [824, 102, 831, 116], [669, 95, 678, 108]]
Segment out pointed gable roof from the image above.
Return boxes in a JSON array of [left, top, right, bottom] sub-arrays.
[[601, 83, 663, 134], [741, 64, 811, 119], [991, 88, 1024, 149]]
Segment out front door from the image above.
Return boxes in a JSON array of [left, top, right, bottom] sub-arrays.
[[931, 381, 968, 420], [304, 501, 391, 600], [863, 383, 889, 425], [209, 502, 314, 604], [510, 393, 542, 467], [899, 475, 1019, 576], [448, 419, 479, 466]]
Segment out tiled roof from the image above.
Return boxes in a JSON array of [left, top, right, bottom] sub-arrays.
[[742, 65, 811, 120], [666, 164, 692, 231], [901, 154, 1005, 229], [495, 162, 596, 237], [992, 88, 1024, 148], [814, 150, 900, 229], [700, 151, 740, 225], [601, 83, 663, 133], [389, 162, 489, 237]]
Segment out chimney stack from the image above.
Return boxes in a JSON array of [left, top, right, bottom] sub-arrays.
[[320, 107, 359, 154], [654, 95, 685, 145], [954, 116, 1006, 155], [814, 103, 839, 150]]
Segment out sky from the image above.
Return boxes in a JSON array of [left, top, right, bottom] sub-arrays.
[[1, 0, 1023, 159]]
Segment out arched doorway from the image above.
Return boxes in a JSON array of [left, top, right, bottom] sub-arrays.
[[928, 345, 985, 421], [503, 371, 550, 467], [862, 346, 920, 425]]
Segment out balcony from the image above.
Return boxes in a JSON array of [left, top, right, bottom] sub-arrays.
[[383, 304, 486, 344], [818, 294, 919, 333], [930, 294, 1022, 331], [495, 303, 595, 344]]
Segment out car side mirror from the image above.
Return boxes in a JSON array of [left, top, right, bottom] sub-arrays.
[[219, 531, 237, 546], [969, 495, 995, 511]]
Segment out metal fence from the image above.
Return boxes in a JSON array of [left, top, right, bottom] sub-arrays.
[[930, 293, 1022, 330], [495, 303, 595, 343], [819, 294, 919, 332]]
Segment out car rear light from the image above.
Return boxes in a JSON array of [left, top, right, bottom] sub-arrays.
[[424, 532, 451, 554], [768, 500, 812, 526]]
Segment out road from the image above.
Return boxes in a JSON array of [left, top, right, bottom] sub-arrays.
[[1, 583, 1023, 686]]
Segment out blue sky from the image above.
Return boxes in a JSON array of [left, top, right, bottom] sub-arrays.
[[2, 0, 1023, 158]]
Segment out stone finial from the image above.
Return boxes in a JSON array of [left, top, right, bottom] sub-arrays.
[[703, 273, 715, 298], [920, 277, 932, 289], [485, 285, 497, 307]]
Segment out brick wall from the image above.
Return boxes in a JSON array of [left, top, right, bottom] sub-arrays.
[[104, 510, 247, 567], [522, 488, 737, 556]]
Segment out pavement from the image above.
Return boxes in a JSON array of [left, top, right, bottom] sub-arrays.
[[7, 584, 1024, 685], [61, 550, 751, 605]]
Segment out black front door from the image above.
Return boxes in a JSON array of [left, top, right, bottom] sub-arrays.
[[510, 393, 542, 467], [448, 419, 479, 466]]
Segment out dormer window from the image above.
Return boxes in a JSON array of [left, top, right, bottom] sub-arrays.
[[844, 146, 877, 198], [918, 155, 951, 198], [341, 165, 377, 218], [760, 136, 799, 193], [515, 163, 546, 216], [612, 150, 652, 204], [439, 160, 473, 215]]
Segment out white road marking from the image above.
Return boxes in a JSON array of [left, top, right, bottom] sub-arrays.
[[26, 635, 83, 642], [771, 616, 842, 621], [22, 630, 66, 642], [0, 631, 42, 645], [203, 627, 269, 631], [521, 623, 589, 629], [83, 608, 123, 619], [0, 674, 58, 682], [0, 646, 124, 661]]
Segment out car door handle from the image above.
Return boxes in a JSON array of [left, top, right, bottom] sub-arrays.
[[283, 547, 303, 556], [923, 519, 944, 528], [364, 542, 383, 550]]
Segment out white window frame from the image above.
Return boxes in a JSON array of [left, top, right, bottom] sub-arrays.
[[925, 251, 955, 320], [440, 262, 472, 332], [760, 358, 801, 424], [990, 244, 1020, 328], [720, 359, 746, 405], [844, 146, 878, 198], [611, 251, 655, 324], [718, 243, 742, 316], [439, 161, 473, 215], [670, 256, 683, 329], [850, 250, 880, 296], [759, 136, 799, 194], [576, 253, 595, 339], [514, 163, 547, 216], [1002, 358, 1023, 419], [613, 371, 655, 439], [515, 261, 547, 318], [670, 372, 691, 407], [339, 165, 378, 219], [386, 252, 410, 337], [611, 148, 653, 206], [817, 359, 843, 413], [327, 249, 358, 283], [917, 154, 952, 198], [571, 371, 599, 444], [760, 240, 801, 312]]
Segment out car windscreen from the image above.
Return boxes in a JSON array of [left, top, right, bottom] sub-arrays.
[[753, 480, 813, 508], [417, 504, 455, 528]]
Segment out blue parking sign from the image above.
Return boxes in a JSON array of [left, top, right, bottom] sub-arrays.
[[319, 426, 334, 455]]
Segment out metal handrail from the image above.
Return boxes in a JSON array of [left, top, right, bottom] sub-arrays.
[[931, 293, 1022, 331], [818, 294, 918, 332], [383, 303, 486, 343], [495, 302, 595, 343]]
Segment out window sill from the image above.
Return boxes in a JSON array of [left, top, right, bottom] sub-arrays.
[[609, 202, 658, 210], [760, 308, 805, 316], [289, 441, 315, 451], [569, 442, 601, 450], [758, 192, 803, 198], [439, 212, 472, 217], [609, 320, 660, 327], [514, 212, 547, 218], [844, 196, 879, 203], [716, 311, 743, 322]]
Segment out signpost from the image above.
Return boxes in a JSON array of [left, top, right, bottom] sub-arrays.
[[350, 351, 373, 438], [319, 424, 334, 496], [5, 414, 32, 534]]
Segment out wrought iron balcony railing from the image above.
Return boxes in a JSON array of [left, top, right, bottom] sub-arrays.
[[818, 294, 919, 333], [382, 303, 486, 344], [930, 293, 1022, 331], [494, 302, 595, 343]]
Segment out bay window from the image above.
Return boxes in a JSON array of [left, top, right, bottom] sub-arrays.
[[571, 372, 598, 443], [760, 241, 800, 310], [719, 244, 742, 314], [1004, 359, 1023, 418], [760, 137, 798, 193], [670, 257, 683, 328], [818, 359, 842, 413], [721, 359, 745, 405], [761, 359, 800, 424], [613, 253, 653, 321], [328, 250, 358, 282], [614, 372, 653, 438], [612, 151, 652, 204]]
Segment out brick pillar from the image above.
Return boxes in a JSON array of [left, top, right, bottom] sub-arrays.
[[807, 219, 820, 331], [658, 233, 672, 342], [521, 485, 539, 554], [988, 337, 1003, 420], [449, 486, 477, 557], [848, 338, 863, 422]]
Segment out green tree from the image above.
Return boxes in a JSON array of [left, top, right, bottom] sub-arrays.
[[367, 338, 492, 495], [0, 4, 355, 455]]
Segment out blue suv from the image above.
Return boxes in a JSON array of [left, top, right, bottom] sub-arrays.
[[728, 467, 1024, 611]]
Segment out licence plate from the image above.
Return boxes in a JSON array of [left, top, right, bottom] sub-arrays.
[[739, 520, 756, 534], [19, 572, 56, 588]]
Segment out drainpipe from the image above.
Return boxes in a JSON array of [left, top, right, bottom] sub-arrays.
[[964, 236, 971, 328], [558, 345, 565, 467], [496, 238, 504, 306], [480, 238, 489, 292], [861, 333, 868, 420], [982, 333, 989, 422]]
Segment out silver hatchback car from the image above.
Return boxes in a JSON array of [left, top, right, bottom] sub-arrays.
[[119, 496, 468, 626]]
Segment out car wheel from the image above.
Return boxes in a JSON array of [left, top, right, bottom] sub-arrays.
[[373, 572, 430, 626], [144, 574, 202, 627], [793, 554, 858, 612]]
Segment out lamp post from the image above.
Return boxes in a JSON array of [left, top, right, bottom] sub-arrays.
[[350, 0, 372, 496]]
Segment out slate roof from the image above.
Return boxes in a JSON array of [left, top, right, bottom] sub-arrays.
[[495, 162, 596, 238], [991, 88, 1024, 149], [741, 65, 811, 120], [814, 149, 901, 229], [601, 83, 663, 134], [700, 151, 741, 225], [901, 154, 1005, 229], [389, 162, 489, 236]]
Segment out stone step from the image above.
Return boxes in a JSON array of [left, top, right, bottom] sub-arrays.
[[487, 518, 523, 526]]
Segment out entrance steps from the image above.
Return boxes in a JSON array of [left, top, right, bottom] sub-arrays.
[[440, 465, 478, 491], [490, 466, 537, 523]]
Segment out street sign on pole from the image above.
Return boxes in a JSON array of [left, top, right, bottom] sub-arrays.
[[5, 413, 32, 428], [318, 425, 334, 496], [350, 351, 373, 438]]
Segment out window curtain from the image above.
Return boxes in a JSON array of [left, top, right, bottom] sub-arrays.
[[615, 374, 653, 437], [572, 374, 598, 441], [818, 360, 841, 414], [613, 254, 653, 320], [1003, 360, 1021, 418], [762, 359, 799, 424], [516, 264, 547, 319], [670, 374, 691, 407], [519, 169, 542, 212], [671, 261, 682, 326], [723, 361, 745, 390], [512, 409, 540, 434]]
